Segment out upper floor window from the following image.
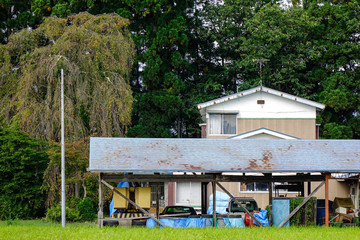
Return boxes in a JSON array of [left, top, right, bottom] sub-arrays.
[[209, 114, 236, 135]]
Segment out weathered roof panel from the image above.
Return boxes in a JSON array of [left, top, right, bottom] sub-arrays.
[[89, 138, 360, 173]]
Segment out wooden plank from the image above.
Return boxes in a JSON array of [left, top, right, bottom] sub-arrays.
[[212, 181, 216, 227], [325, 174, 330, 227], [216, 182, 263, 227], [101, 179, 167, 228], [201, 182, 208, 214], [97, 173, 103, 227], [266, 173, 273, 226], [156, 184, 160, 228], [278, 181, 325, 228]]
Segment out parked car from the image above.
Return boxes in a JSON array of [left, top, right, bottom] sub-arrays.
[[226, 197, 259, 226], [160, 206, 198, 217], [226, 197, 259, 214]]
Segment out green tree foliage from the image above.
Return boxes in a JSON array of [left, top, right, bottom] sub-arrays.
[[0, 12, 134, 140], [31, 0, 92, 18], [238, 5, 322, 97], [2, 0, 360, 140], [43, 140, 89, 207], [201, 1, 360, 139], [30, 0, 201, 137], [308, 1, 360, 138], [0, 0, 41, 44], [0, 12, 135, 208], [0, 127, 49, 220], [116, 0, 199, 137]]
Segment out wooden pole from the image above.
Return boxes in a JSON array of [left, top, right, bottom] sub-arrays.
[[201, 182, 208, 214], [212, 181, 216, 227], [325, 173, 331, 227], [267, 174, 273, 226], [97, 173, 103, 227], [307, 174, 311, 196], [156, 184, 160, 228]]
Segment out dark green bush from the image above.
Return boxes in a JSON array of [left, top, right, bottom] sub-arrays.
[[290, 197, 316, 226], [46, 204, 81, 222], [77, 197, 97, 221], [0, 127, 49, 220]]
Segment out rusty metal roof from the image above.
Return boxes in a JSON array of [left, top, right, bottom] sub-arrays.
[[89, 138, 360, 173]]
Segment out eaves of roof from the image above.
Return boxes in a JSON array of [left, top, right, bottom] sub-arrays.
[[197, 86, 325, 110]]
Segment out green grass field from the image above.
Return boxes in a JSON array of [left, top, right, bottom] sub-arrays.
[[1, 220, 360, 240]]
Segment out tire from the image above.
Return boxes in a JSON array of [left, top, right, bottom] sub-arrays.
[[103, 220, 119, 227], [132, 219, 147, 227]]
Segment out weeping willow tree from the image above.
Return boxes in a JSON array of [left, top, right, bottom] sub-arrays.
[[1, 12, 134, 140], [0, 12, 134, 207]]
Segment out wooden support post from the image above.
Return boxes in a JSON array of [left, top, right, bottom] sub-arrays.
[[212, 181, 216, 227], [97, 173, 103, 227], [267, 173, 272, 226], [101, 179, 167, 228], [307, 174, 311, 196], [356, 175, 360, 210], [156, 183, 160, 228], [201, 182, 208, 214], [216, 182, 263, 227], [278, 181, 325, 228], [325, 173, 331, 227]]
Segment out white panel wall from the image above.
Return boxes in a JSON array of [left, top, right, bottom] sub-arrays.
[[205, 92, 316, 119]]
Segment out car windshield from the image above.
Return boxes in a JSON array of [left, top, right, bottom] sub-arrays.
[[165, 207, 192, 214], [230, 200, 257, 212]]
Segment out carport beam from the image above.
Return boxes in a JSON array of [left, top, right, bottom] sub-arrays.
[[267, 173, 272, 226], [212, 181, 216, 227], [325, 173, 330, 227], [97, 173, 103, 227]]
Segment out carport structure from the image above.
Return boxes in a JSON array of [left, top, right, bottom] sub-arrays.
[[89, 138, 360, 228]]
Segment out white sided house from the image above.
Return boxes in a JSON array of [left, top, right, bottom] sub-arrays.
[[175, 85, 350, 209]]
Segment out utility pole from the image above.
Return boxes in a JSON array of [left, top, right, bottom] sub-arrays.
[[253, 59, 269, 87], [61, 68, 66, 227]]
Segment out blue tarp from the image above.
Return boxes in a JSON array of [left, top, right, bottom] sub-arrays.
[[207, 191, 230, 214], [146, 217, 245, 228], [253, 210, 269, 227]]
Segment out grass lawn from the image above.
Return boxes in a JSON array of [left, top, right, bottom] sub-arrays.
[[0, 220, 360, 240]]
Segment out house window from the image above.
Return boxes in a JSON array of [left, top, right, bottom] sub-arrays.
[[240, 182, 288, 192], [149, 182, 165, 208], [209, 114, 236, 134], [242, 182, 269, 192]]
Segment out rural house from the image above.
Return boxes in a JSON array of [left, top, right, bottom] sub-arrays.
[[168, 86, 353, 210]]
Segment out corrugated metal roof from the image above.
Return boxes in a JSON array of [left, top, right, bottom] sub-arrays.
[[197, 86, 325, 110], [89, 138, 360, 173]]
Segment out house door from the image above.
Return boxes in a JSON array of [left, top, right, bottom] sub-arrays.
[[175, 182, 201, 207]]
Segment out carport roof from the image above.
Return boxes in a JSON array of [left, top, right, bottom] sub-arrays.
[[89, 138, 360, 173]]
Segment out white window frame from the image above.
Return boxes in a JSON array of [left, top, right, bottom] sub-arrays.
[[208, 113, 237, 135], [239, 182, 289, 194]]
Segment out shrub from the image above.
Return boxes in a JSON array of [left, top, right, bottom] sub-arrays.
[[46, 204, 81, 222], [77, 197, 97, 221], [0, 127, 49, 220], [290, 197, 316, 226]]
